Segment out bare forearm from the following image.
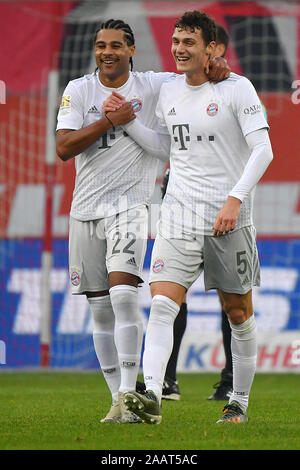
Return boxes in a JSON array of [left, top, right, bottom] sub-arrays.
[[56, 116, 112, 160]]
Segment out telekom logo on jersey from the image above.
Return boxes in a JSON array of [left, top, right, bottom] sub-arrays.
[[172, 124, 215, 151]]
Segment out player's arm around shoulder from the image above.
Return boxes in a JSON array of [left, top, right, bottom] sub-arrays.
[[141, 70, 179, 92], [206, 56, 231, 83]]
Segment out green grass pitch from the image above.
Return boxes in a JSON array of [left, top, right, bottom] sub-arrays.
[[0, 371, 299, 450]]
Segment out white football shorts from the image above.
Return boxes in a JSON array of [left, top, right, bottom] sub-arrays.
[[69, 205, 148, 294], [149, 225, 260, 294]]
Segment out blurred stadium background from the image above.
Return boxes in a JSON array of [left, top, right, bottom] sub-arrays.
[[0, 0, 299, 372]]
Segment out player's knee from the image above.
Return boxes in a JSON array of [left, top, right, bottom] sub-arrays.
[[223, 295, 252, 325], [109, 284, 141, 324], [150, 282, 185, 307], [224, 299, 251, 324], [87, 296, 114, 332], [149, 295, 180, 326], [226, 308, 247, 325]]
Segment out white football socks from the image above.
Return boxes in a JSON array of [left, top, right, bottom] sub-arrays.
[[88, 295, 120, 402], [143, 295, 180, 403], [229, 315, 257, 411], [109, 284, 144, 394]]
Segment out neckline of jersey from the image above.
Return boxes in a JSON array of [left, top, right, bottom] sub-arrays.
[[184, 78, 211, 90], [96, 71, 133, 92]]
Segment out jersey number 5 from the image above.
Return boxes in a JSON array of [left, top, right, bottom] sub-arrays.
[[236, 250, 248, 275]]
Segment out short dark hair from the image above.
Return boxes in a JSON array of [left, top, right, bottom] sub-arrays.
[[94, 19, 135, 70], [174, 10, 216, 45], [216, 24, 230, 56]]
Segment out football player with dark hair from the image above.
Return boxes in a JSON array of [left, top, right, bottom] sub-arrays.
[[160, 23, 233, 403], [57, 17, 230, 424], [122, 10, 272, 424]]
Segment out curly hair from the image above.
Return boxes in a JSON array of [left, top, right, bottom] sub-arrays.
[[175, 11, 216, 45]]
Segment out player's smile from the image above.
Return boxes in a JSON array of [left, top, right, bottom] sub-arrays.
[[100, 57, 119, 68], [176, 57, 190, 62]]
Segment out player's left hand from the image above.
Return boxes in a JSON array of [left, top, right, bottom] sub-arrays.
[[213, 196, 241, 236], [106, 101, 136, 126], [206, 56, 231, 82], [102, 90, 126, 114]]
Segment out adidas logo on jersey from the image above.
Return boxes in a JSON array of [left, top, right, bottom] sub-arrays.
[[88, 105, 100, 114], [168, 107, 176, 116], [126, 257, 137, 266]]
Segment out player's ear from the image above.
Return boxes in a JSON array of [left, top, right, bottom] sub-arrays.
[[129, 44, 136, 58], [204, 42, 216, 74], [206, 41, 216, 57]]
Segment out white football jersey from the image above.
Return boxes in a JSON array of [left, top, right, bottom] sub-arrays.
[[56, 71, 176, 220], [156, 73, 269, 236]]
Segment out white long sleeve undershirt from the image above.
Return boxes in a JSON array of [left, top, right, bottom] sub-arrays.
[[229, 128, 273, 202], [122, 119, 171, 162]]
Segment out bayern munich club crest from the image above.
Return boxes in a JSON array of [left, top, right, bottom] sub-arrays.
[[130, 98, 143, 112], [153, 258, 165, 273], [206, 103, 218, 116], [70, 270, 80, 286]]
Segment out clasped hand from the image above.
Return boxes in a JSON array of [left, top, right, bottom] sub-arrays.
[[103, 91, 135, 126]]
